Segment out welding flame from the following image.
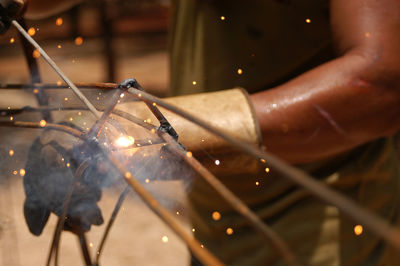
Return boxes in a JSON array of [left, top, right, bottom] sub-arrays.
[[115, 136, 135, 147]]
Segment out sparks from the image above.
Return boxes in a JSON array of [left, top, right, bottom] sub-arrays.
[[212, 211, 221, 221], [215, 159, 220, 165], [89, 242, 93, 247], [115, 136, 135, 147], [20, 169, 26, 177], [354, 225, 363, 236], [9, 150, 14, 156], [56, 17, 63, 26], [145, 178, 150, 183], [75, 36, 83, 46], [260, 158, 266, 163], [192, 228, 195, 232], [192, 81, 197, 85], [265, 167, 270, 173], [255, 181, 260, 186], [305, 18, 311, 23], [13, 170, 18, 175], [220, 16, 226, 21], [32, 49, 41, 58], [57, 44, 62, 49], [10, 116, 13, 121], [365, 32, 371, 38], [125, 172, 132, 179], [33, 89, 39, 94], [186, 151, 193, 158], [162, 236, 169, 243], [39, 120, 46, 127], [57, 80, 62, 86], [226, 228, 234, 235], [237, 68, 243, 75], [9, 37, 15, 43], [66, 163, 70, 167], [27, 27, 36, 36]]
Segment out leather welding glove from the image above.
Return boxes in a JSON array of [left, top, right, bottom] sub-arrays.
[[114, 88, 262, 177]]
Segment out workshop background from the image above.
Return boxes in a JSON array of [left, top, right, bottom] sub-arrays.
[[0, 0, 191, 265]]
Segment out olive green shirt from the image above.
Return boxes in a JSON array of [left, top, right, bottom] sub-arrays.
[[170, 1, 400, 265]]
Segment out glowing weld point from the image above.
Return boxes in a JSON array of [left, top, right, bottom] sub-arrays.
[[212, 211, 221, 221], [354, 225, 363, 236], [39, 120, 46, 127], [226, 228, 234, 235], [125, 172, 132, 179], [162, 236, 169, 243], [215, 160, 220, 165], [116, 136, 135, 147], [20, 169, 26, 177], [9, 150, 14, 156]]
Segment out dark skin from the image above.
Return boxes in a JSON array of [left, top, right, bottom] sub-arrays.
[[251, 0, 400, 164], [23, 0, 400, 165]]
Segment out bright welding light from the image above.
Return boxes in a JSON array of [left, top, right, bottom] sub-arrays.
[[115, 136, 135, 147]]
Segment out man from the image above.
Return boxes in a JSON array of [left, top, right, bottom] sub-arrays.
[[169, 1, 400, 265], [3, 0, 400, 265]]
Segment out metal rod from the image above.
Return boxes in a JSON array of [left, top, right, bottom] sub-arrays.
[[0, 82, 119, 90], [95, 186, 130, 264], [127, 88, 400, 252], [11, 20, 101, 119]]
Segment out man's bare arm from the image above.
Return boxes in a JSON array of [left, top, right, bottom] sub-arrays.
[[251, 0, 400, 164]]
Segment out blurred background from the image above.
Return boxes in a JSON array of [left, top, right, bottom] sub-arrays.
[[0, 1, 192, 265]]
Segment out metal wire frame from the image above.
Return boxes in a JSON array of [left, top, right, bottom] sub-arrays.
[[3, 80, 400, 264]]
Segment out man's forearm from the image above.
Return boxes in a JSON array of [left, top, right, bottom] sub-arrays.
[[251, 51, 400, 164]]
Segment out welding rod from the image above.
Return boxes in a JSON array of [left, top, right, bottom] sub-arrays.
[[11, 20, 102, 119]]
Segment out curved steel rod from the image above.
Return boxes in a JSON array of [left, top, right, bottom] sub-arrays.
[[126, 88, 400, 252]]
